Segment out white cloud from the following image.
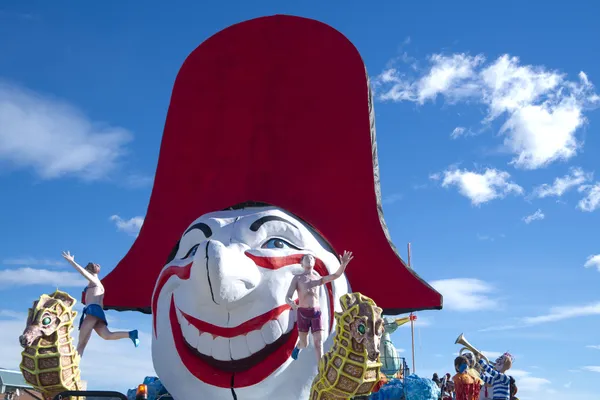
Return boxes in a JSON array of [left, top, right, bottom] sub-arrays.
[[433, 167, 523, 205], [522, 302, 600, 325], [564, 381, 572, 388], [450, 126, 478, 139], [586, 345, 600, 350], [451, 126, 466, 139], [2, 257, 65, 267], [584, 254, 600, 271], [481, 351, 503, 359], [374, 54, 599, 170], [0, 267, 85, 288], [582, 366, 600, 373], [110, 215, 144, 236], [532, 167, 592, 198], [523, 209, 545, 224], [0, 81, 132, 180], [430, 278, 498, 311], [382, 193, 403, 204], [480, 301, 600, 332], [476, 233, 494, 241], [578, 182, 600, 211], [0, 309, 154, 392]]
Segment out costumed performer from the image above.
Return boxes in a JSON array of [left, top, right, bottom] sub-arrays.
[[478, 353, 514, 400], [452, 356, 481, 400], [285, 250, 353, 361], [62, 251, 139, 356]]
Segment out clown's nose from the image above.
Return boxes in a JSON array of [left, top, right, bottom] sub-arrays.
[[203, 240, 261, 305]]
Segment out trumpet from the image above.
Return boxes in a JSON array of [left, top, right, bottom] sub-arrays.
[[455, 333, 489, 364]]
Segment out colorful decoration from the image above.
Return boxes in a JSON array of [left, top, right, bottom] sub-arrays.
[[309, 293, 383, 399], [403, 374, 441, 400], [98, 14, 443, 400], [18, 290, 85, 400], [380, 315, 413, 377]]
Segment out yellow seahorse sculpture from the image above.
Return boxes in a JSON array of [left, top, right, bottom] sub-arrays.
[[19, 290, 86, 400], [309, 292, 384, 400]]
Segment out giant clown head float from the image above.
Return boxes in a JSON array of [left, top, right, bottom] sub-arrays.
[[101, 15, 443, 400]]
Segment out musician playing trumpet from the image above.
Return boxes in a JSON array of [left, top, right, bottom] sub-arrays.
[[478, 353, 514, 400]]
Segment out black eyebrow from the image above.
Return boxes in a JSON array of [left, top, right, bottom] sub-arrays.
[[250, 216, 298, 232], [184, 222, 213, 237]]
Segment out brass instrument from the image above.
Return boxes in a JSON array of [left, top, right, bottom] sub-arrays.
[[455, 333, 489, 364]]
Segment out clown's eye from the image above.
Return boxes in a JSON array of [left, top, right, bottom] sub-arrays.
[[183, 244, 200, 259], [357, 323, 366, 335], [42, 317, 51, 326], [261, 238, 300, 250]]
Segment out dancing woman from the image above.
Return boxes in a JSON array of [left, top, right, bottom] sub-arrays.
[[62, 251, 139, 357]]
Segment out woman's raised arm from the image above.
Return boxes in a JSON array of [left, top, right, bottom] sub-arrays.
[[62, 251, 98, 284]]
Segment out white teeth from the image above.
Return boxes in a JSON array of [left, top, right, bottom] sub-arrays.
[[230, 335, 252, 360], [212, 336, 231, 361], [277, 310, 293, 334], [261, 320, 283, 345], [182, 322, 200, 348], [177, 307, 292, 360], [196, 332, 213, 356], [246, 330, 266, 353]]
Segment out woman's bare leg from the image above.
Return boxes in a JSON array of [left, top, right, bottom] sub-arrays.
[[94, 324, 130, 340], [77, 317, 97, 356]]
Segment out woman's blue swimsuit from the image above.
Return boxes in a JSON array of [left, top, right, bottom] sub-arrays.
[[79, 287, 108, 330]]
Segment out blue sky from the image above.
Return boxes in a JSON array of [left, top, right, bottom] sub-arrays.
[[1, 1, 599, 399]]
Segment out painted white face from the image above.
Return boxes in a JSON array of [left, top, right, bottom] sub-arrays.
[[151, 206, 350, 400]]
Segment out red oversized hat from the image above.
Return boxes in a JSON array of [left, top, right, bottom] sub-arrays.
[[101, 15, 442, 315]]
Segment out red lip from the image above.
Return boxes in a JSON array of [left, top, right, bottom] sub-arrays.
[[179, 304, 291, 338]]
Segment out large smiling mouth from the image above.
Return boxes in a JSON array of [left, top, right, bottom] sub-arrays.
[[169, 297, 299, 388], [154, 253, 336, 389], [175, 302, 297, 372]]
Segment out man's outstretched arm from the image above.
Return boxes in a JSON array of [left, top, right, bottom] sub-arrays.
[[321, 251, 353, 284]]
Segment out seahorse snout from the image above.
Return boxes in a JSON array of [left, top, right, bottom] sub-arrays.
[[19, 334, 31, 348]]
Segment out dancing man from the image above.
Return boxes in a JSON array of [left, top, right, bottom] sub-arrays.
[[62, 251, 139, 356], [478, 353, 514, 400], [285, 251, 353, 361]]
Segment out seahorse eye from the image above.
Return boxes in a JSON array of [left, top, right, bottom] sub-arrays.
[[358, 323, 366, 334], [42, 317, 51, 326]]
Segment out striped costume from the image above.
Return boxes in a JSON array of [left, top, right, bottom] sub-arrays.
[[478, 359, 510, 400]]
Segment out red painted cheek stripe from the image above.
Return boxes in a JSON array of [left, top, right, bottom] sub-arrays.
[[152, 263, 192, 336], [244, 253, 304, 270], [244, 252, 335, 332]]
